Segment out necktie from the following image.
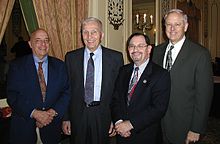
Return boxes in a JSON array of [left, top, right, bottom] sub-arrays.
[[127, 67, 139, 104], [38, 62, 46, 102], [84, 53, 94, 104], [165, 45, 174, 71]]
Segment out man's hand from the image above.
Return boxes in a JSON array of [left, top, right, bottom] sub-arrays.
[[32, 109, 54, 126], [108, 122, 116, 137], [47, 108, 58, 117], [36, 121, 44, 128], [62, 121, 71, 135], [115, 120, 133, 137], [185, 131, 200, 144]]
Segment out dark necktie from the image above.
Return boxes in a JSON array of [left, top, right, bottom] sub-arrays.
[[165, 45, 174, 71], [127, 67, 139, 104], [38, 62, 46, 102], [84, 53, 94, 104]]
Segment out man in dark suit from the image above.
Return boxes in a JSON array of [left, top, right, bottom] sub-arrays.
[[152, 9, 213, 144], [111, 33, 171, 144], [62, 17, 124, 144], [7, 28, 70, 144]]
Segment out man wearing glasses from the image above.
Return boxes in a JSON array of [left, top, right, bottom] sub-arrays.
[[111, 32, 170, 144]]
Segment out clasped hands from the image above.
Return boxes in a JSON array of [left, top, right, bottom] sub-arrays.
[[32, 108, 57, 128], [114, 120, 133, 138]]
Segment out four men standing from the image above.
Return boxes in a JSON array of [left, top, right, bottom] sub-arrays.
[[6, 8, 213, 144]]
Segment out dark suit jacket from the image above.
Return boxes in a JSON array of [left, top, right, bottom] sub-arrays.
[[152, 38, 213, 143], [111, 61, 171, 144], [7, 54, 70, 144], [64, 46, 124, 143]]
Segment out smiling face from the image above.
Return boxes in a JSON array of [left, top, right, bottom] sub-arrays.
[[128, 35, 152, 66], [165, 12, 188, 45], [82, 21, 104, 52], [28, 29, 50, 60]]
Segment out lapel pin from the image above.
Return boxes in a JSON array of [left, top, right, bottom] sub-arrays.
[[143, 80, 147, 83]]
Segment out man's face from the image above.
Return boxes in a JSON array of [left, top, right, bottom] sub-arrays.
[[165, 12, 188, 44], [28, 29, 50, 60], [128, 35, 152, 66], [82, 21, 104, 52]]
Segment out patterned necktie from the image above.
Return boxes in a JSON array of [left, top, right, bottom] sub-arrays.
[[38, 62, 46, 102], [84, 53, 94, 104], [127, 67, 139, 104], [165, 45, 174, 71]]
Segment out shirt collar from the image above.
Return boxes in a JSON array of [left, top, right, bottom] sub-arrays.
[[85, 45, 102, 57], [33, 54, 48, 63], [133, 58, 149, 72], [169, 35, 186, 49]]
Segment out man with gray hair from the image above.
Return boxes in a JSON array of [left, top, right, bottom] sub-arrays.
[[152, 9, 213, 144], [62, 17, 124, 144]]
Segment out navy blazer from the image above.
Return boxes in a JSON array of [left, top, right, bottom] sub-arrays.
[[7, 54, 70, 144], [111, 61, 171, 144]]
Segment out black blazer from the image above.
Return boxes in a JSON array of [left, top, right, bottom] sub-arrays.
[[152, 38, 213, 143], [111, 61, 170, 144], [64, 46, 124, 142]]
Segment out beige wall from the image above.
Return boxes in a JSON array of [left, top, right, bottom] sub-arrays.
[[88, 0, 132, 63]]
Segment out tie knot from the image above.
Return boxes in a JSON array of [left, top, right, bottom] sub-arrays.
[[38, 62, 44, 66], [170, 45, 174, 51], [90, 53, 94, 58], [135, 67, 139, 71]]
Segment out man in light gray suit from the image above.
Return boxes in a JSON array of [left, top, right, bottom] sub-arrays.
[[152, 9, 213, 144]]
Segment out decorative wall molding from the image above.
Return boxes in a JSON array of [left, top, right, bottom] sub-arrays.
[[108, 0, 124, 30]]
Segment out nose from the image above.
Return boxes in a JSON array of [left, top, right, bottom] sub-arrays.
[[170, 25, 175, 31]]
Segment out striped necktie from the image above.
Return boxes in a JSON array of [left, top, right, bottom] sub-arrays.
[[165, 45, 174, 71], [127, 67, 139, 104]]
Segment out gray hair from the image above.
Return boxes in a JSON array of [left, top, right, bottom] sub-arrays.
[[81, 17, 103, 32], [164, 9, 188, 23]]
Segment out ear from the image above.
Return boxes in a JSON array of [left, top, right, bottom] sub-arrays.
[[101, 32, 104, 40], [184, 22, 189, 32], [147, 45, 152, 53], [28, 41, 32, 49]]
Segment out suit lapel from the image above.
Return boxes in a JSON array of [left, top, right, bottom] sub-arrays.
[[100, 47, 111, 102], [25, 55, 43, 102], [129, 62, 152, 106], [170, 39, 189, 72], [158, 42, 168, 66], [76, 48, 86, 102], [46, 57, 55, 101], [124, 64, 134, 103]]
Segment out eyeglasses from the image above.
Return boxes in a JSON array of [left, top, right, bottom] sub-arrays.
[[35, 39, 50, 45], [128, 44, 147, 50]]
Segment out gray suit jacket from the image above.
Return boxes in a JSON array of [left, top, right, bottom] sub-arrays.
[[152, 38, 213, 143]]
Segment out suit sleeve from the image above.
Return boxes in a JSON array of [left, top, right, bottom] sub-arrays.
[[7, 62, 36, 119], [191, 49, 213, 133]]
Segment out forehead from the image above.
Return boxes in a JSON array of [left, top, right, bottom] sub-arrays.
[[32, 30, 49, 39], [166, 12, 184, 22], [83, 21, 100, 30], [130, 35, 146, 44]]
